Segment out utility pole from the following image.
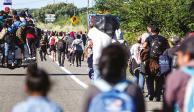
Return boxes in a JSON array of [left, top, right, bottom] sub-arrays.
[[73, 0, 75, 15], [87, 0, 90, 31], [87, 0, 89, 15], [53, 0, 55, 4]]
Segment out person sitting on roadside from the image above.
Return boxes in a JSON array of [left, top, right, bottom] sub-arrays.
[[12, 64, 63, 112], [82, 43, 145, 112]]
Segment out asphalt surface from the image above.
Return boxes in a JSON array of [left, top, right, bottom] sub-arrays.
[[0, 55, 162, 112]]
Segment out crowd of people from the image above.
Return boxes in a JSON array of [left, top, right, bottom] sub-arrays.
[[1, 8, 193, 112], [0, 7, 41, 67], [40, 30, 88, 67]]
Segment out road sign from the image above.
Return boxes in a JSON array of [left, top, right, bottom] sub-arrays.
[[45, 14, 56, 23], [70, 16, 79, 25], [3, 0, 12, 5]]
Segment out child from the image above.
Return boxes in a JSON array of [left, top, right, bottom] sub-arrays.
[[12, 64, 63, 112]]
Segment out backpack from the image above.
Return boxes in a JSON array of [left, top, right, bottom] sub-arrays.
[[150, 37, 162, 58], [74, 41, 83, 51], [115, 39, 128, 49], [159, 54, 171, 75], [89, 79, 136, 112], [185, 76, 194, 112], [177, 67, 194, 112], [57, 39, 65, 51]]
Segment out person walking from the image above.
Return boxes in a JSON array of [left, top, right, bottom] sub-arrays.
[[72, 34, 84, 67], [49, 33, 56, 62], [130, 38, 144, 91], [143, 25, 169, 101], [82, 44, 145, 112], [39, 38, 47, 61], [88, 15, 119, 81], [86, 39, 93, 79], [164, 37, 194, 112], [12, 64, 63, 112], [57, 32, 66, 67]]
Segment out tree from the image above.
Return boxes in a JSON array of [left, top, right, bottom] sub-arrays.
[[31, 3, 78, 22], [95, 0, 194, 41]]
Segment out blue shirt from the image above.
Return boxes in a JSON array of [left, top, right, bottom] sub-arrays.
[[12, 96, 63, 112]]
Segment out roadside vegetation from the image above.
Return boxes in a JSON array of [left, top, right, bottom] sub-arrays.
[[28, 1, 194, 45]]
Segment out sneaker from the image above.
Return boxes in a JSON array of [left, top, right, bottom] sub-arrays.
[[32, 57, 36, 60], [156, 97, 161, 102], [149, 96, 154, 101], [145, 94, 150, 97], [12, 63, 15, 67]]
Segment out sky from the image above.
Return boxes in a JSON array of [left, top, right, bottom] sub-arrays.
[[0, 0, 95, 9]]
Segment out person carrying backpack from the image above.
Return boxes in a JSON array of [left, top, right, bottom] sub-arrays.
[[130, 38, 144, 91], [82, 44, 145, 112], [72, 34, 84, 67], [49, 33, 56, 62], [12, 64, 63, 112], [57, 33, 66, 67], [184, 76, 194, 112], [39, 38, 47, 62], [164, 37, 194, 112], [143, 25, 169, 101]]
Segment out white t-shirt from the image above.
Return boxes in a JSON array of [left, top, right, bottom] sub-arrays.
[[141, 32, 150, 44], [88, 27, 112, 65], [130, 43, 141, 64]]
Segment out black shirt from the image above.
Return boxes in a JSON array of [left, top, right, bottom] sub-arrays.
[[145, 35, 169, 56]]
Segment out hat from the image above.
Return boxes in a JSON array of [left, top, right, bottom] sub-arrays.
[[4, 7, 10, 13]]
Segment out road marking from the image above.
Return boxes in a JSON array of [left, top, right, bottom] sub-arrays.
[[49, 56, 89, 89]]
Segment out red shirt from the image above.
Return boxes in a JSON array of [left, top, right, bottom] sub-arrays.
[[26, 33, 35, 39], [50, 37, 55, 45]]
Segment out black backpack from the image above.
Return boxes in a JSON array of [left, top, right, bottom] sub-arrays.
[[150, 37, 162, 58], [57, 39, 65, 51]]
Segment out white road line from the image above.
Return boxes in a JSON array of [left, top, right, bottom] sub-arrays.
[[49, 56, 89, 89]]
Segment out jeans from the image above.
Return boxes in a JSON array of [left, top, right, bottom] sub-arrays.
[[93, 64, 100, 81], [4, 43, 9, 57], [58, 50, 65, 66], [75, 50, 83, 67], [26, 38, 36, 57], [133, 71, 145, 91]]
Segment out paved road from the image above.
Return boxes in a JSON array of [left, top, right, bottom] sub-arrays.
[[0, 56, 162, 112]]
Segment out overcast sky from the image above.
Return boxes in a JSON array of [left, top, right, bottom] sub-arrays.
[[0, 0, 95, 9]]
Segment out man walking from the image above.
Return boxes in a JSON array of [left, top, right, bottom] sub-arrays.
[[143, 25, 169, 101]]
